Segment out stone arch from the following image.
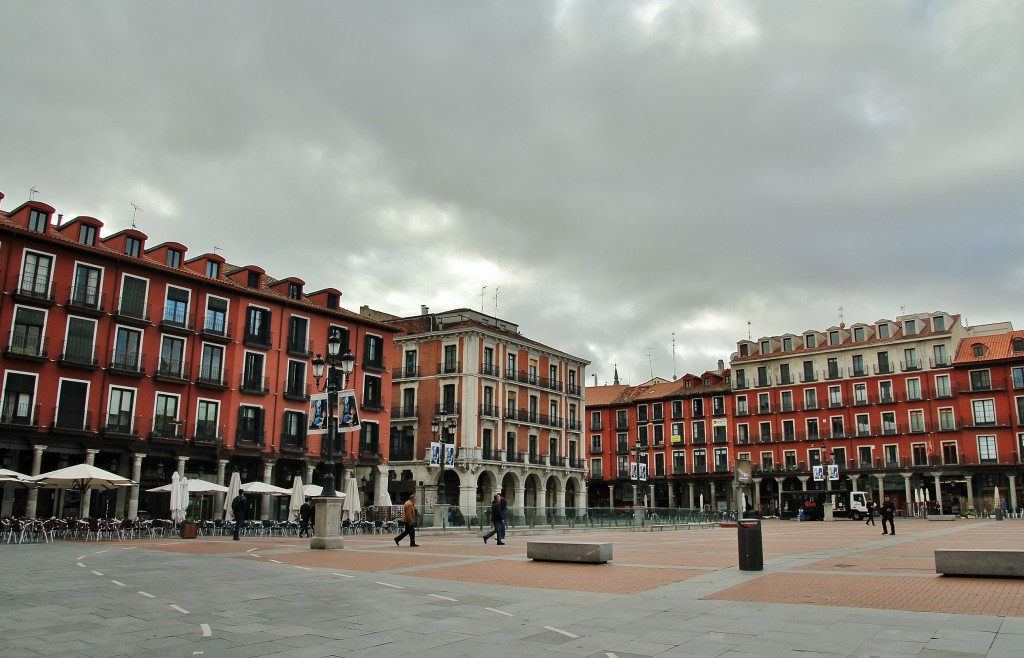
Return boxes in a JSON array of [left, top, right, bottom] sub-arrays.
[[524, 473, 543, 508], [500, 470, 522, 507], [475, 469, 500, 506]]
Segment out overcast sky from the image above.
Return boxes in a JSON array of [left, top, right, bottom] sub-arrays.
[[2, 1, 1022, 385]]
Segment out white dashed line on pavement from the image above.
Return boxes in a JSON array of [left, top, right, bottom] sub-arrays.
[[485, 607, 513, 616], [545, 626, 579, 639], [375, 582, 404, 589], [246, 548, 258, 552], [91, 570, 103, 576], [331, 572, 354, 578], [111, 580, 126, 587], [138, 591, 156, 598], [170, 604, 190, 614], [429, 594, 457, 601], [94, 550, 109, 554], [294, 566, 312, 570], [77, 562, 86, 568], [269, 559, 282, 564], [76, 555, 86, 560], [200, 623, 212, 637]]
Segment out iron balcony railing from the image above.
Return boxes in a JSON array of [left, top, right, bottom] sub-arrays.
[[393, 365, 420, 379]]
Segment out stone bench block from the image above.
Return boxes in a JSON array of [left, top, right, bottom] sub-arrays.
[[527, 541, 612, 564], [935, 549, 1024, 577]]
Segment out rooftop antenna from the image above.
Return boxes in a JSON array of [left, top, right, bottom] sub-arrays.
[[130, 202, 143, 229], [838, 306, 844, 327], [29, 187, 39, 201], [672, 333, 677, 381], [213, 246, 223, 256], [493, 285, 501, 319], [747, 321, 752, 341], [480, 286, 487, 315], [644, 348, 655, 380]]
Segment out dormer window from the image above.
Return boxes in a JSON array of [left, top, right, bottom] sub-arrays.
[[78, 224, 96, 246], [829, 330, 840, 345], [28, 209, 49, 233], [933, 316, 945, 331], [326, 293, 339, 309], [739, 344, 748, 357], [760, 341, 770, 354], [905, 319, 916, 334], [853, 327, 865, 342], [288, 282, 302, 300], [247, 271, 260, 288], [206, 260, 220, 278], [782, 337, 793, 351], [973, 344, 984, 358], [166, 249, 182, 268], [1013, 339, 1024, 352], [125, 236, 141, 257], [805, 334, 816, 348], [878, 324, 889, 339]]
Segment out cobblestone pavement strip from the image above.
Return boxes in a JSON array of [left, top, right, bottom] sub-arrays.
[[2, 518, 1024, 656]]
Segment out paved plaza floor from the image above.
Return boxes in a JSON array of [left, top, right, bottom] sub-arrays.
[[2, 518, 1024, 657]]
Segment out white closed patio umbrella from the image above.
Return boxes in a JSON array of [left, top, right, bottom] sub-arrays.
[[341, 477, 361, 523], [288, 478, 305, 522], [169, 472, 190, 523], [223, 471, 242, 516]]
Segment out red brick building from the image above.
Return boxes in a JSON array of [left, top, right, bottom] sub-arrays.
[[585, 365, 732, 511], [0, 193, 395, 520]]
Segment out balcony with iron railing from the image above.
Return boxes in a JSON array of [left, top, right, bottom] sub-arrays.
[[285, 337, 314, 358], [66, 284, 105, 315], [362, 356, 386, 373], [359, 441, 382, 458], [50, 409, 93, 433], [280, 432, 307, 452], [900, 358, 923, 372], [824, 366, 844, 381], [103, 414, 140, 437], [360, 397, 385, 413], [827, 396, 847, 409], [849, 364, 869, 377], [799, 370, 819, 383], [754, 375, 773, 388], [114, 298, 151, 325], [874, 362, 895, 375], [755, 404, 772, 415], [589, 442, 603, 454], [734, 407, 750, 417], [6, 331, 49, 360], [283, 382, 310, 402], [149, 418, 185, 443], [479, 404, 500, 419], [567, 419, 582, 431], [242, 329, 273, 350], [393, 365, 420, 380], [159, 306, 194, 334], [15, 274, 55, 305], [0, 402, 41, 427], [567, 383, 583, 396], [479, 362, 501, 378], [200, 317, 232, 342], [196, 365, 230, 389], [733, 377, 749, 390], [961, 414, 1011, 429], [109, 349, 145, 375], [154, 358, 190, 382], [240, 375, 270, 395], [776, 372, 795, 385], [930, 355, 953, 368], [193, 422, 224, 445], [435, 403, 460, 416], [235, 428, 266, 447], [800, 400, 819, 411], [392, 404, 418, 419], [438, 361, 463, 375]]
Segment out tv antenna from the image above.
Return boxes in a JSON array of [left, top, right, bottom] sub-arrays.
[[838, 306, 844, 326], [29, 187, 39, 200], [493, 285, 501, 318], [672, 333, 677, 381], [213, 245, 224, 255], [130, 202, 143, 229], [480, 286, 487, 314], [643, 348, 656, 380]]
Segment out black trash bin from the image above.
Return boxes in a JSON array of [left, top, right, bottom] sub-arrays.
[[737, 519, 763, 571]]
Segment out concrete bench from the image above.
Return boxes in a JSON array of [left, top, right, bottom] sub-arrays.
[[935, 549, 1024, 577], [527, 541, 612, 564]]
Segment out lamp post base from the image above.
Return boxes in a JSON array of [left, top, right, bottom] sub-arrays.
[[310, 496, 344, 550]]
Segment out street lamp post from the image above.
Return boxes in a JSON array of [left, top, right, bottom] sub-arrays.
[[432, 412, 457, 530], [629, 440, 648, 528], [308, 330, 354, 550]]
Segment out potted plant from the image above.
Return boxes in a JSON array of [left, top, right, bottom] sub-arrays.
[[180, 516, 198, 539]]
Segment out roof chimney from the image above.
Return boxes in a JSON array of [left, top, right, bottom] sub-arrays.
[[421, 305, 429, 316], [718, 359, 724, 372]]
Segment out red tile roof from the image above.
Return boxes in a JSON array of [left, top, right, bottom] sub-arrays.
[[954, 330, 1024, 364]]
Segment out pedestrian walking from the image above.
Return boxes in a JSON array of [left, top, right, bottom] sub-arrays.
[[483, 494, 505, 545], [865, 498, 876, 526], [299, 498, 313, 538], [394, 494, 420, 547], [231, 492, 247, 541], [498, 492, 508, 543], [881, 495, 896, 535]]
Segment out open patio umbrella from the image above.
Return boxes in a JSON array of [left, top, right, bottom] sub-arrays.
[[376, 490, 393, 508], [303, 483, 323, 498], [29, 463, 133, 490], [147, 479, 229, 494], [0, 468, 35, 489], [223, 471, 242, 517], [341, 476, 361, 523], [239, 481, 290, 495], [288, 478, 305, 522]]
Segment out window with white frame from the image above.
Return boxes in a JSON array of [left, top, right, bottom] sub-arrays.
[[972, 399, 996, 425], [106, 387, 136, 433], [978, 435, 997, 462]]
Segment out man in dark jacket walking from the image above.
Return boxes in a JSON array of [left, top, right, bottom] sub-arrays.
[[881, 495, 896, 535], [299, 499, 313, 538], [483, 494, 505, 545], [231, 492, 247, 541], [865, 498, 876, 526]]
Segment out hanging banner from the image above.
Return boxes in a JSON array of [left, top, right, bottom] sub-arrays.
[[428, 442, 441, 467], [638, 462, 648, 482], [812, 465, 825, 481], [308, 394, 329, 435], [670, 434, 683, 444], [444, 444, 456, 466], [337, 389, 361, 432], [828, 464, 840, 481], [629, 462, 638, 480]]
